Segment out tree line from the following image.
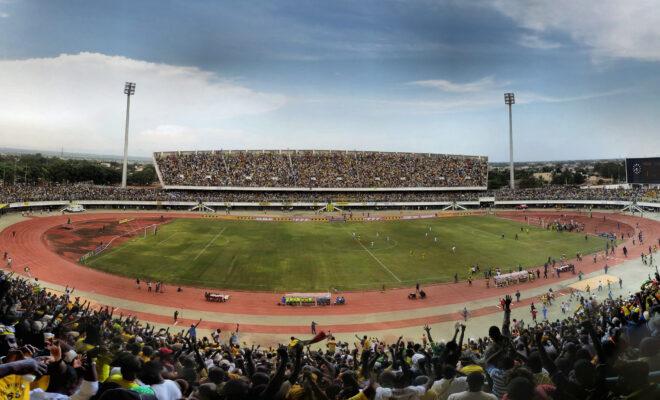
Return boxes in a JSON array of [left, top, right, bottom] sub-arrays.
[[1, 153, 625, 190], [488, 160, 625, 190], [0, 154, 157, 186]]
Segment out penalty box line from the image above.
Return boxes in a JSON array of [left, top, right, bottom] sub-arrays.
[[352, 234, 402, 282], [157, 232, 179, 245], [193, 227, 227, 261]]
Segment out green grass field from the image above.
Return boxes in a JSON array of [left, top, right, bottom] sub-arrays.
[[84, 216, 608, 291]]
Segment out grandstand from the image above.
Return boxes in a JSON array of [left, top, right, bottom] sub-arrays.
[[153, 150, 489, 191], [1, 152, 659, 211], [1, 182, 659, 214]]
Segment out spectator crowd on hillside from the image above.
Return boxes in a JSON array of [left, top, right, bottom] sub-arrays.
[[1, 269, 659, 399], [154, 151, 489, 189], [493, 186, 656, 202]]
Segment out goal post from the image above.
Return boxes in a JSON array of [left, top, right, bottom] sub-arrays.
[[527, 217, 545, 228], [143, 224, 158, 238]]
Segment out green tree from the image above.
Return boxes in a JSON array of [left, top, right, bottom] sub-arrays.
[[551, 168, 585, 185], [128, 164, 157, 185], [488, 168, 509, 190], [518, 175, 544, 188], [593, 161, 625, 182], [0, 154, 126, 185]]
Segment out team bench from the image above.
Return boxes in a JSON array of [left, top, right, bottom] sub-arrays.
[[205, 292, 230, 302]]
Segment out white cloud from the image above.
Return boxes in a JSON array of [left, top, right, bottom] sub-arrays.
[[409, 76, 504, 93], [490, 0, 660, 61], [0, 12, 9, 18], [0, 52, 286, 155], [329, 86, 627, 115], [518, 34, 561, 50], [517, 88, 630, 105], [134, 125, 268, 153]]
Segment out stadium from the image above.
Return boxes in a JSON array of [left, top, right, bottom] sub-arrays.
[[2, 2, 660, 400], [1, 152, 660, 398], [2, 151, 659, 336]]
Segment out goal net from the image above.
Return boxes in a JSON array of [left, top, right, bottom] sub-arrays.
[[527, 217, 546, 228], [79, 222, 160, 263]]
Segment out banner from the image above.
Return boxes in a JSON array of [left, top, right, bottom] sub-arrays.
[[401, 214, 435, 220]]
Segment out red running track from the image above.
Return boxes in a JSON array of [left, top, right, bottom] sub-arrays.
[[0, 211, 656, 333]]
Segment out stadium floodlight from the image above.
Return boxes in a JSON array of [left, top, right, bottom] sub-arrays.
[[504, 92, 515, 189], [121, 82, 136, 188], [124, 82, 136, 95]]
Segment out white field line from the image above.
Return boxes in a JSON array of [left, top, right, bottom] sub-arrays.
[[86, 245, 125, 265], [193, 227, 227, 261], [353, 235, 401, 282], [86, 223, 162, 262], [157, 232, 178, 245]]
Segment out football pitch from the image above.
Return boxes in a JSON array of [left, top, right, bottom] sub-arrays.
[[84, 216, 608, 291]]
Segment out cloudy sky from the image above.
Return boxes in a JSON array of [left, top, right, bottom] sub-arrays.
[[0, 0, 659, 161]]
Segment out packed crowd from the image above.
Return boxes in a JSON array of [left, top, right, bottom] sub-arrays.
[[494, 186, 655, 202], [0, 184, 481, 204], [0, 183, 657, 205], [154, 151, 489, 189], [0, 184, 163, 203], [1, 268, 659, 399]]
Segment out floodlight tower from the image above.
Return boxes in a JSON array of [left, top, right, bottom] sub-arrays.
[[121, 82, 136, 188], [504, 92, 515, 189]]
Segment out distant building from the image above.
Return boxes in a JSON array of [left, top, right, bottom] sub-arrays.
[[586, 175, 613, 185], [533, 172, 552, 183]]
